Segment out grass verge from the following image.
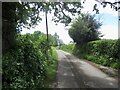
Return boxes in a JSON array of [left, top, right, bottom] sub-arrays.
[[44, 47, 58, 88], [59, 44, 118, 77]]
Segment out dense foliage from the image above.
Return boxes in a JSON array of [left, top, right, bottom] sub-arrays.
[[59, 44, 75, 53], [2, 2, 82, 53], [68, 13, 102, 44], [2, 1, 120, 89], [60, 39, 120, 69], [3, 1, 119, 52], [2, 2, 42, 53], [87, 39, 120, 68], [2, 31, 58, 89], [48, 33, 64, 46]]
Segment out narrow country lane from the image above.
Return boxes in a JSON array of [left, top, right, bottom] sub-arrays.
[[55, 50, 118, 88]]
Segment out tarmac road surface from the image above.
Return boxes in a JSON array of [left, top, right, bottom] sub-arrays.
[[55, 50, 118, 88]]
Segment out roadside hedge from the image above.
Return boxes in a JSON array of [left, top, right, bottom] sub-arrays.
[[60, 39, 120, 69], [88, 40, 116, 58], [59, 44, 75, 53], [2, 34, 56, 89], [87, 39, 120, 68]]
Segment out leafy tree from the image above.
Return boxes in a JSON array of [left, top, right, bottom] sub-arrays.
[[2, 2, 42, 53], [25, 31, 61, 46], [52, 33, 64, 46], [30, 31, 44, 44], [48, 34, 57, 46], [2, 2, 83, 53], [68, 13, 102, 44], [2, 2, 83, 88], [58, 39, 65, 46], [3, 1, 119, 53], [53, 33, 59, 46]]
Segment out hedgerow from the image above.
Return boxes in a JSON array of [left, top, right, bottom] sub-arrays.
[[87, 39, 120, 68], [2, 33, 57, 89], [60, 39, 120, 69], [88, 39, 117, 58], [59, 44, 75, 53]]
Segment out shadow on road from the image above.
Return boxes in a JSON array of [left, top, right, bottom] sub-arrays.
[[54, 50, 118, 88]]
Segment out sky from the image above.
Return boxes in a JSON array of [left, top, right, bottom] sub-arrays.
[[21, 0, 118, 44]]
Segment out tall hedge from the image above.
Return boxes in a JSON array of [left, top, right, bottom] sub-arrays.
[[60, 44, 75, 53], [88, 40, 116, 57], [87, 39, 120, 68], [60, 39, 120, 69], [2, 34, 52, 89]]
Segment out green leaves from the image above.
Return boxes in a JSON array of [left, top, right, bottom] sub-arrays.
[[49, 2, 82, 26], [3, 31, 60, 88], [3, 2, 83, 53], [2, 33, 47, 88], [68, 13, 102, 44], [8, 2, 83, 29], [60, 39, 120, 69], [87, 39, 119, 68]]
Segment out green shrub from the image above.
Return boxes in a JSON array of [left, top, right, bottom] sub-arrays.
[[70, 44, 90, 59], [87, 39, 119, 68], [112, 39, 120, 60], [85, 54, 97, 61], [60, 39, 120, 69], [59, 44, 75, 53], [2, 34, 51, 89], [110, 62, 120, 69], [88, 39, 116, 56]]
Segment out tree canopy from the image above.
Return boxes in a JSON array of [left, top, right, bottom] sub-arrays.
[[68, 13, 102, 44], [3, 1, 119, 52], [2, 2, 82, 53]]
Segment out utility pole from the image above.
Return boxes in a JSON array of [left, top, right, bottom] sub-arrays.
[[45, 3, 49, 42], [45, 2, 49, 62]]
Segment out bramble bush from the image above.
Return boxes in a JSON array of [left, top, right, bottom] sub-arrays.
[[2, 33, 55, 89]]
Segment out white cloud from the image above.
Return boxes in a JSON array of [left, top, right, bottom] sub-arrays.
[[21, 13, 73, 44], [99, 25, 118, 39], [21, 1, 118, 44], [98, 4, 118, 17], [37, 19, 73, 44], [81, 0, 96, 14], [81, 0, 118, 16]]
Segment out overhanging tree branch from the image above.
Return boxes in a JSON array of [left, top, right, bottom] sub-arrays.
[[95, 0, 120, 11]]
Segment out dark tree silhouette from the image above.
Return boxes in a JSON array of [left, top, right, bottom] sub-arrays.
[[94, 0, 120, 13]]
